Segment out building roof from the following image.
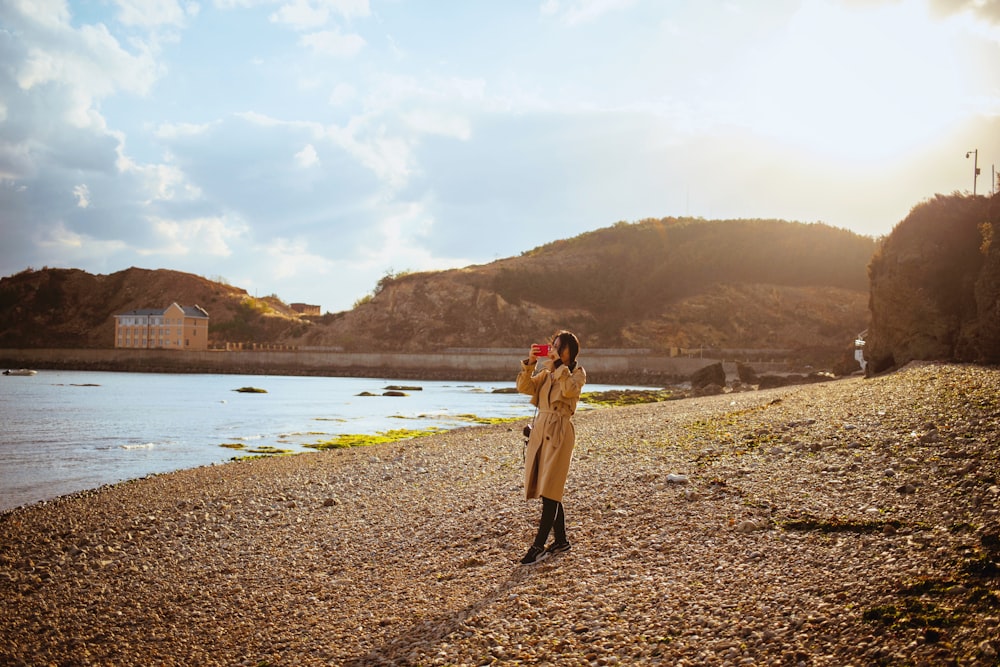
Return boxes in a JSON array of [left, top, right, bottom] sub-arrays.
[[181, 305, 209, 318], [115, 303, 209, 318]]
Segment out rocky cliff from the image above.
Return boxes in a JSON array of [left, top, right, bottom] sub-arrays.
[[865, 193, 1000, 371]]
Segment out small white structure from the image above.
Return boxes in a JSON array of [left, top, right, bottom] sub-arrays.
[[854, 331, 867, 372]]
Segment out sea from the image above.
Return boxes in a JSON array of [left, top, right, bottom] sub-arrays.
[[0, 370, 650, 512]]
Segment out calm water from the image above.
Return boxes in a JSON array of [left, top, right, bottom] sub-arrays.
[[0, 370, 643, 511]]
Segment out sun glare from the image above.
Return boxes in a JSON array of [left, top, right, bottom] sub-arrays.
[[736, 0, 969, 163]]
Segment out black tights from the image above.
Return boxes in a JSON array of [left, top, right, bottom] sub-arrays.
[[533, 496, 566, 548]]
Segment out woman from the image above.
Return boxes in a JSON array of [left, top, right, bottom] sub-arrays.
[[516, 330, 586, 565]]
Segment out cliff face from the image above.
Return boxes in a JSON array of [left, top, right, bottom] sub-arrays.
[[972, 197, 1000, 359], [865, 194, 1000, 372]]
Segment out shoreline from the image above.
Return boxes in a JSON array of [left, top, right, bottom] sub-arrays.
[[0, 347, 809, 386], [2, 362, 998, 665]]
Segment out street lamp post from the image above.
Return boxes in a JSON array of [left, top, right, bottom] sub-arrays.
[[966, 149, 980, 196]]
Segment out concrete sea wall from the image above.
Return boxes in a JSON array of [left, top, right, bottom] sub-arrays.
[[0, 348, 791, 384]]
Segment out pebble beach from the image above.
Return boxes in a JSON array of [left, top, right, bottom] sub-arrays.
[[2, 362, 999, 666]]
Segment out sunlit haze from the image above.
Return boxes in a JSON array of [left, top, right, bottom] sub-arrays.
[[1, 0, 998, 311]]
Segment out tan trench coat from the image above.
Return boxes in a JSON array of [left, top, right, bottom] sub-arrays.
[[517, 358, 587, 502]]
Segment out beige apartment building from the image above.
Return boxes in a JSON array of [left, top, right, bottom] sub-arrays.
[[114, 303, 209, 350]]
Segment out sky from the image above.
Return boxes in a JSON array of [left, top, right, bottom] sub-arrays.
[[2, 0, 999, 313]]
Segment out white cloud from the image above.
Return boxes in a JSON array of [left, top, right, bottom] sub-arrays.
[[15, 23, 159, 99], [211, 0, 269, 9], [540, 0, 560, 16], [266, 237, 336, 279], [38, 221, 84, 249], [73, 184, 91, 208], [8, 0, 71, 29], [115, 146, 204, 202], [325, 0, 370, 19], [401, 109, 471, 141], [270, 0, 370, 29], [146, 215, 248, 257], [299, 28, 366, 57], [930, 0, 1000, 24], [332, 124, 413, 190], [294, 143, 320, 167], [231, 111, 413, 190], [37, 221, 128, 257], [355, 199, 471, 277], [0, 138, 34, 183], [9, 10, 160, 140], [540, 0, 638, 25], [154, 121, 216, 139], [114, 0, 190, 27], [362, 72, 488, 112], [328, 82, 356, 106], [270, 0, 330, 29]]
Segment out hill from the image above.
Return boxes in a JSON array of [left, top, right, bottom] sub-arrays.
[[0, 267, 309, 349], [0, 218, 877, 366], [293, 218, 875, 363]]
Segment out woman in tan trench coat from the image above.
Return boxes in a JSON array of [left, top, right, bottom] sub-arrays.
[[516, 330, 586, 565]]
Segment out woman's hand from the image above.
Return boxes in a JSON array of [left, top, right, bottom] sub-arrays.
[[528, 344, 543, 363]]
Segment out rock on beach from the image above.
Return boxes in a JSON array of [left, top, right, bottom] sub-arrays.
[[1, 362, 999, 665]]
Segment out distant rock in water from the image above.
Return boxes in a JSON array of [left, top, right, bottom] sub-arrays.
[[866, 193, 1000, 371], [737, 362, 758, 385], [690, 362, 726, 389]]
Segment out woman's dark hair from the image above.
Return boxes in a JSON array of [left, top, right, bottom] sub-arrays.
[[552, 330, 580, 364]]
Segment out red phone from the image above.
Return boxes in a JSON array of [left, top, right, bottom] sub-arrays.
[[535, 344, 550, 356]]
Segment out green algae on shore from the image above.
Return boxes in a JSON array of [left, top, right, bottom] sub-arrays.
[[220, 442, 293, 457], [385, 413, 522, 426], [453, 414, 522, 425], [245, 446, 292, 455], [305, 427, 445, 450], [581, 388, 685, 406]]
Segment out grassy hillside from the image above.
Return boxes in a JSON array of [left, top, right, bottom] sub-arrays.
[[291, 217, 876, 360], [492, 217, 870, 310]]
